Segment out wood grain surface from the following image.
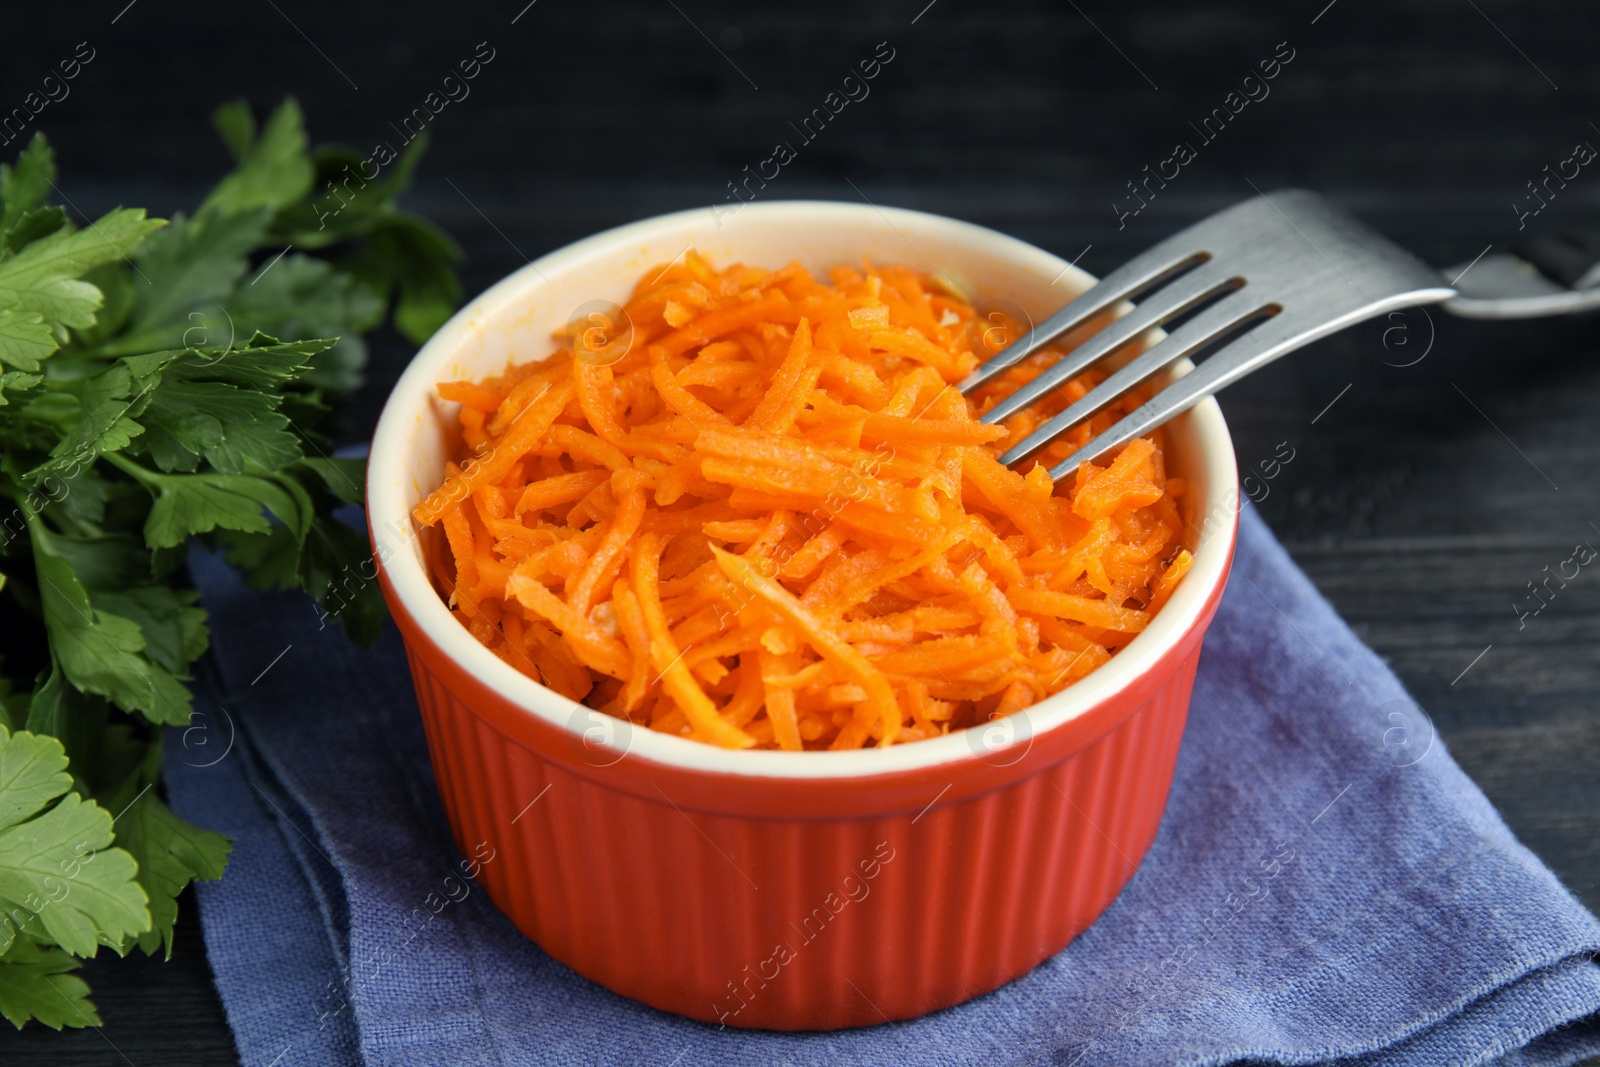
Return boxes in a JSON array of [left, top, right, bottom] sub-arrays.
[[3, 0, 1597, 1062]]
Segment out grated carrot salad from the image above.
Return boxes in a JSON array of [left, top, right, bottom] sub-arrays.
[[413, 252, 1194, 751]]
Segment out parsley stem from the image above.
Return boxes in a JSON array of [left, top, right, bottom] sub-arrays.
[[103, 452, 161, 488]]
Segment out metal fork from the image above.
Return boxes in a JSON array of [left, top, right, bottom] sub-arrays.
[[959, 189, 1455, 481]]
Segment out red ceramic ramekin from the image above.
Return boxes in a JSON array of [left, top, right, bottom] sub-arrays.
[[367, 202, 1239, 1031]]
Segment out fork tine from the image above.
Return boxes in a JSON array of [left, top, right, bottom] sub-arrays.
[[957, 242, 1212, 394], [1043, 309, 1303, 480], [1002, 290, 1278, 466], [976, 263, 1242, 426], [971, 188, 1459, 483]]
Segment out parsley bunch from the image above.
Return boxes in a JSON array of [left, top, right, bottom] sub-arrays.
[[0, 99, 460, 1029]]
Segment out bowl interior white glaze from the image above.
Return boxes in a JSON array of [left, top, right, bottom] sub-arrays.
[[368, 200, 1239, 779]]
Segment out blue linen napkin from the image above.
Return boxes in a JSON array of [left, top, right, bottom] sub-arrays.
[[165, 505, 1600, 1066]]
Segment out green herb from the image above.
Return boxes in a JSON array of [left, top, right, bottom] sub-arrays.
[[0, 99, 461, 1030]]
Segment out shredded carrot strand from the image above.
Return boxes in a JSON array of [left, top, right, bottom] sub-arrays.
[[632, 533, 756, 749]]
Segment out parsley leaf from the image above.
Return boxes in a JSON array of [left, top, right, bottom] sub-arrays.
[[140, 377, 302, 474], [199, 98, 315, 216], [29, 524, 193, 726], [0, 370, 43, 405], [28, 360, 155, 480], [0, 309, 57, 371], [298, 456, 366, 507], [0, 210, 164, 331], [210, 101, 256, 164], [162, 334, 332, 391], [0, 725, 72, 832], [342, 210, 463, 346], [88, 587, 208, 676], [141, 470, 310, 549], [0, 725, 150, 959], [223, 254, 382, 392], [0, 97, 462, 1031], [0, 942, 100, 1031], [100, 743, 229, 959], [0, 134, 55, 235], [110, 209, 271, 355]]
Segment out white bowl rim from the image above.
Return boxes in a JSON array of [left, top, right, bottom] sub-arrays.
[[368, 199, 1238, 781]]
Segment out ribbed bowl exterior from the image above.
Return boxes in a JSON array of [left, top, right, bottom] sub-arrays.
[[386, 562, 1224, 1031]]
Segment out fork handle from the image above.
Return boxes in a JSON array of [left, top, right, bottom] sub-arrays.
[[1445, 228, 1600, 319], [1513, 227, 1600, 289]]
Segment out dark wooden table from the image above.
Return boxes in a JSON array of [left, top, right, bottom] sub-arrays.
[[5, 0, 1598, 1062]]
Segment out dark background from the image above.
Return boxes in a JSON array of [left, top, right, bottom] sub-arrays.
[[6, 0, 1599, 1062]]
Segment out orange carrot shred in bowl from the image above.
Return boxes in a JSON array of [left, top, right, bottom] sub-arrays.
[[413, 251, 1194, 751]]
